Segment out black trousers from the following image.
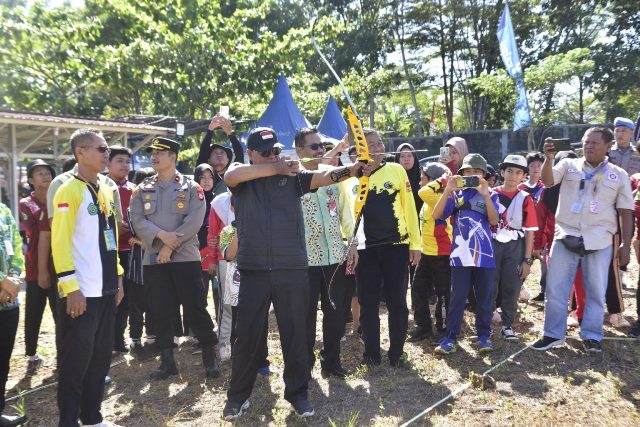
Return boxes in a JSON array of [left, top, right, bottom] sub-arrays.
[[0, 307, 19, 414], [128, 279, 153, 340], [143, 261, 217, 350], [228, 269, 309, 404], [412, 255, 451, 330], [605, 253, 624, 314], [356, 244, 409, 363], [25, 280, 58, 356], [306, 263, 351, 370], [57, 295, 116, 427], [230, 306, 269, 368], [183, 271, 212, 335], [114, 251, 131, 348]]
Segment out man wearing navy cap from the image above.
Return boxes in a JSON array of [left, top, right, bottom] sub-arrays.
[[609, 117, 639, 175], [130, 137, 220, 380], [222, 127, 364, 420], [604, 117, 637, 328]]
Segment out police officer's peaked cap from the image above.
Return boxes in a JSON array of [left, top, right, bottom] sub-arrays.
[[146, 137, 181, 154]]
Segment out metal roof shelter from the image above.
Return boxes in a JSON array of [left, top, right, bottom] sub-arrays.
[[0, 110, 175, 220]]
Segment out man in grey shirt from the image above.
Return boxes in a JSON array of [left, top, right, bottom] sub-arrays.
[[129, 137, 219, 380]]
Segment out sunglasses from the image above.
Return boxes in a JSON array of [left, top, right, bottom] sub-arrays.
[[85, 145, 111, 154], [260, 146, 282, 157], [305, 142, 326, 151]]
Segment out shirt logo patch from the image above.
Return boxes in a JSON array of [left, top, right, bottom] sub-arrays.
[[384, 181, 394, 190], [87, 203, 98, 216], [177, 202, 185, 209], [608, 172, 618, 182], [144, 202, 151, 210], [278, 177, 288, 187], [57, 203, 69, 212]]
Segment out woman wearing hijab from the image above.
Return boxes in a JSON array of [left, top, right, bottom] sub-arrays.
[[443, 137, 469, 175], [395, 143, 423, 214]]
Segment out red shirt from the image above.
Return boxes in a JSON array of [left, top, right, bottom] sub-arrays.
[[19, 193, 51, 281], [203, 208, 224, 270], [114, 178, 135, 251]]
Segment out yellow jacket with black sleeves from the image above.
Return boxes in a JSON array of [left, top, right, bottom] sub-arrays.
[[52, 175, 123, 298], [360, 162, 421, 250]]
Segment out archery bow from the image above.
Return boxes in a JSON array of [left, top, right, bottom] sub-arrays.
[[311, 23, 370, 231], [312, 21, 371, 307]]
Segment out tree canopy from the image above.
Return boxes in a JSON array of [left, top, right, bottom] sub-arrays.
[[0, 0, 638, 137]]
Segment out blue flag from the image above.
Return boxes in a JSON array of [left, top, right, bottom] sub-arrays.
[[498, 2, 531, 131]]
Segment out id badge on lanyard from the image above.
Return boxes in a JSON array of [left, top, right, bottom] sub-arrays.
[[104, 227, 117, 251], [573, 163, 607, 214]]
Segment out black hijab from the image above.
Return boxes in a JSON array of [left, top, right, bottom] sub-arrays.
[[395, 143, 423, 214], [194, 163, 216, 249]]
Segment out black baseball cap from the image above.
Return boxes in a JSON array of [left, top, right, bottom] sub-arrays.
[[26, 159, 55, 179], [145, 137, 181, 154], [247, 127, 284, 152]]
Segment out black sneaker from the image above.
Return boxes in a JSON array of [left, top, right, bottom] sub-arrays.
[[628, 321, 640, 338], [583, 339, 602, 353], [320, 363, 349, 379], [26, 358, 42, 376], [532, 292, 545, 302], [359, 356, 381, 368], [223, 399, 250, 421], [113, 342, 128, 354], [501, 327, 519, 342], [129, 341, 153, 361], [389, 353, 411, 369], [531, 336, 565, 351], [407, 326, 433, 342], [0, 413, 27, 426], [292, 399, 315, 418]]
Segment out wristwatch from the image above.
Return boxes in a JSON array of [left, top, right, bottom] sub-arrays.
[[523, 257, 534, 266]]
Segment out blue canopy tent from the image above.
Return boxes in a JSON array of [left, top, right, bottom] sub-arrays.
[[253, 74, 311, 148], [317, 95, 347, 141]]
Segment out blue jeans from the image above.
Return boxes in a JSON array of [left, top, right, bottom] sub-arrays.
[[543, 240, 612, 341]]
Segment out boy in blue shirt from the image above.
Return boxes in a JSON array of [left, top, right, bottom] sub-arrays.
[[432, 154, 499, 354]]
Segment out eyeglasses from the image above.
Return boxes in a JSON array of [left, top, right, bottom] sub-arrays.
[[260, 147, 282, 157], [305, 142, 326, 151]]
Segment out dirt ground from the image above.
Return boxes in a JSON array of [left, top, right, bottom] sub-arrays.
[[5, 259, 640, 426]]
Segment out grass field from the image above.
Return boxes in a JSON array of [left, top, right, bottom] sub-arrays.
[[5, 260, 640, 426]]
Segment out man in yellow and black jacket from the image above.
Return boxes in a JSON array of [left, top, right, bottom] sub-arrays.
[[52, 129, 124, 427], [356, 128, 421, 368]]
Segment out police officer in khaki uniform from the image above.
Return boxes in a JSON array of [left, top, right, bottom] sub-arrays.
[[129, 137, 220, 380]]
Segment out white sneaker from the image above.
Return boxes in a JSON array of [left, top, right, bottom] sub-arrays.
[[519, 287, 531, 302], [609, 313, 631, 328], [82, 421, 123, 427], [567, 311, 579, 327], [218, 344, 231, 362], [491, 310, 502, 324], [501, 326, 518, 341]]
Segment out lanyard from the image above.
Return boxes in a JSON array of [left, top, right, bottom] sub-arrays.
[[76, 174, 110, 224], [579, 162, 608, 199]]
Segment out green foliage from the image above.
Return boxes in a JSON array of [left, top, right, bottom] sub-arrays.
[[470, 48, 595, 127], [0, 0, 637, 136]]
